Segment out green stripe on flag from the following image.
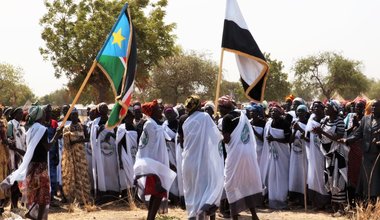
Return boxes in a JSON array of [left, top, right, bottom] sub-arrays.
[[107, 102, 122, 128], [98, 55, 125, 94]]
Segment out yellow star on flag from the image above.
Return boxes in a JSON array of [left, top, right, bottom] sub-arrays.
[[112, 28, 125, 48]]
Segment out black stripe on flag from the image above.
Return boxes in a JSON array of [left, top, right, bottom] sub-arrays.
[[221, 3, 269, 103]]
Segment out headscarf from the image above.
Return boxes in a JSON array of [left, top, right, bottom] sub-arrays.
[[293, 97, 305, 105], [185, 95, 201, 114], [28, 105, 44, 125], [285, 94, 295, 102], [269, 101, 284, 114], [327, 99, 341, 113], [356, 99, 367, 107], [251, 103, 264, 115], [365, 100, 375, 116], [71, 107, 78, 114], [218, 95, 234, 108], [204, 101, 215, 112], [164, 105, 179, 117], [141, 99, 158, 117], [10, 107, 23, 119], [296, 104, 308, 112]]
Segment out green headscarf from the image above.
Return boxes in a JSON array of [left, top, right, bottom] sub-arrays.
[[28, 105, 44, 125]]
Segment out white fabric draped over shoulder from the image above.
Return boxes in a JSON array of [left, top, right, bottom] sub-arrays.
[[182, 111, 224, 218], [116, 124, 137, 190], [305, 114, 329, 196], [224, 112, 263, 203], [133, 118, 176, 196], [266, 125, 290, 209], [289, 120, 308, 194], [1, 122, 46, 188]]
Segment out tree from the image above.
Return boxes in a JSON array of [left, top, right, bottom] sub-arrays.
[[40, 0, 177, 103], [293, 52, 369, 100], [143, 51, 218, 105], [367, 79, 380, 100], [0, 63, 36, 106], [39, 88, 73, 106], [220, 80, 246, 103], [264, 53, 291, 102]]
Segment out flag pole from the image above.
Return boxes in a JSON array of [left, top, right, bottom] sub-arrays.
[[214, 49, 225, 116], [59, 60, 97, 128]]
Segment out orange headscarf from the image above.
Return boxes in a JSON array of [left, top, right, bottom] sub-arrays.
[[141, 100, 158, 117]]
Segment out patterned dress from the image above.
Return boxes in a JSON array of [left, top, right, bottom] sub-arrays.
[[62, 123, 91, 204], [0, 118, 9, 201]]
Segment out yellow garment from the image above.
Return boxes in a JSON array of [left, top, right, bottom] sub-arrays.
[[62, 123, 91, 204]]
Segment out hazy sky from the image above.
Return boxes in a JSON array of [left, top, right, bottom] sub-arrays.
[[1, 0, 379, 97]]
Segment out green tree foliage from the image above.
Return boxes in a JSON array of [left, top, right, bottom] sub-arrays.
[[367, 80, 380, 100], [264, 53, 291, 102], [40, 0, 177, 103], [0, 63, 35, 106], [144, 51, 218, 105], [220, 80, 246, 103], [39, 88, 73, 106], [293, 52, 369, 100]]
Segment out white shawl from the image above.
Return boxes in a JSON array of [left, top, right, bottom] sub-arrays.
[[1, 122, 46, 188], [182, 111, 224, 218], [224, 112, 263, 203], [115, 124, 137, 190]]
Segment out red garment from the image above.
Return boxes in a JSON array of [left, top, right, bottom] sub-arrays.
[[144, 175, 167, 198], [348, 141, 362, 187], [50, 119, 58, 129], [26, 162, 50, 205]]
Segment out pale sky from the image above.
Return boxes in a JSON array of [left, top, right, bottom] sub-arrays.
[[0, 0, 379, 97]]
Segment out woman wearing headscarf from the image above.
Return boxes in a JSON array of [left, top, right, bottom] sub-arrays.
[[1, 104, 61, 220], [288, 104, 309, 206], [179, 95, 224, 219], [305, 101, 330, 210], [263, 103, 291, 209], [313, 100, 347, 216], [250, 104, 266, 166], [115, 108, 137, 196], [133, 100, 176, 220], [7, 107, 26, 210], [219, 95, 262, 220], [344, 99, 365, 205], [0, 106, 10, 214], [62, 108, 91, 205]]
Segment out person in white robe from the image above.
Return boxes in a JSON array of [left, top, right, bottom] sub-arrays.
[[90, 103, 119, 196], [133, 100, 176, 220], [178, 95, 224, 220], [265, 103, 291, 210], [288, 104, 309, 206], [7, 107, 26, 209], [218, 96, 262, 220], [115, 108, 137, 196], [305, 101, 330, 210]]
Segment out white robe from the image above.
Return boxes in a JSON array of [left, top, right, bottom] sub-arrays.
[[133, 118, 176, 200], [175, 133, 184, 197], [1, 122, 46, 188], [259, 119, 272, 193], [289, 121, 308, 194], [115, 124, 137, 190], [305, 115, 329, 196], [224, 112, 263, 204], [90, 117, 119, 192], [253, 125, 264, 165], [182, 111, 224, 218], [8, 119, 27, 170], [266, 125, 290, 209]]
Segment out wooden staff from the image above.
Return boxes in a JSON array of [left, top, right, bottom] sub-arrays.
[[214, 49, 225, 116], [59, 60, 97, 128]]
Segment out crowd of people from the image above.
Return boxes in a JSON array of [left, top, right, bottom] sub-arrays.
[[0, 94, 379, 220]]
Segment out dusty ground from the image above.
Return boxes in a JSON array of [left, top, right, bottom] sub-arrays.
[[1, 203, 350, 220]]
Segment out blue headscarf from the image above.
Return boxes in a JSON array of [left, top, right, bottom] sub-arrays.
[[327, 99, 341, 113], [296, 104, 308, 112]]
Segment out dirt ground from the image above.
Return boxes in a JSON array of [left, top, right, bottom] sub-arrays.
[[1, 203, 349, 220]]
